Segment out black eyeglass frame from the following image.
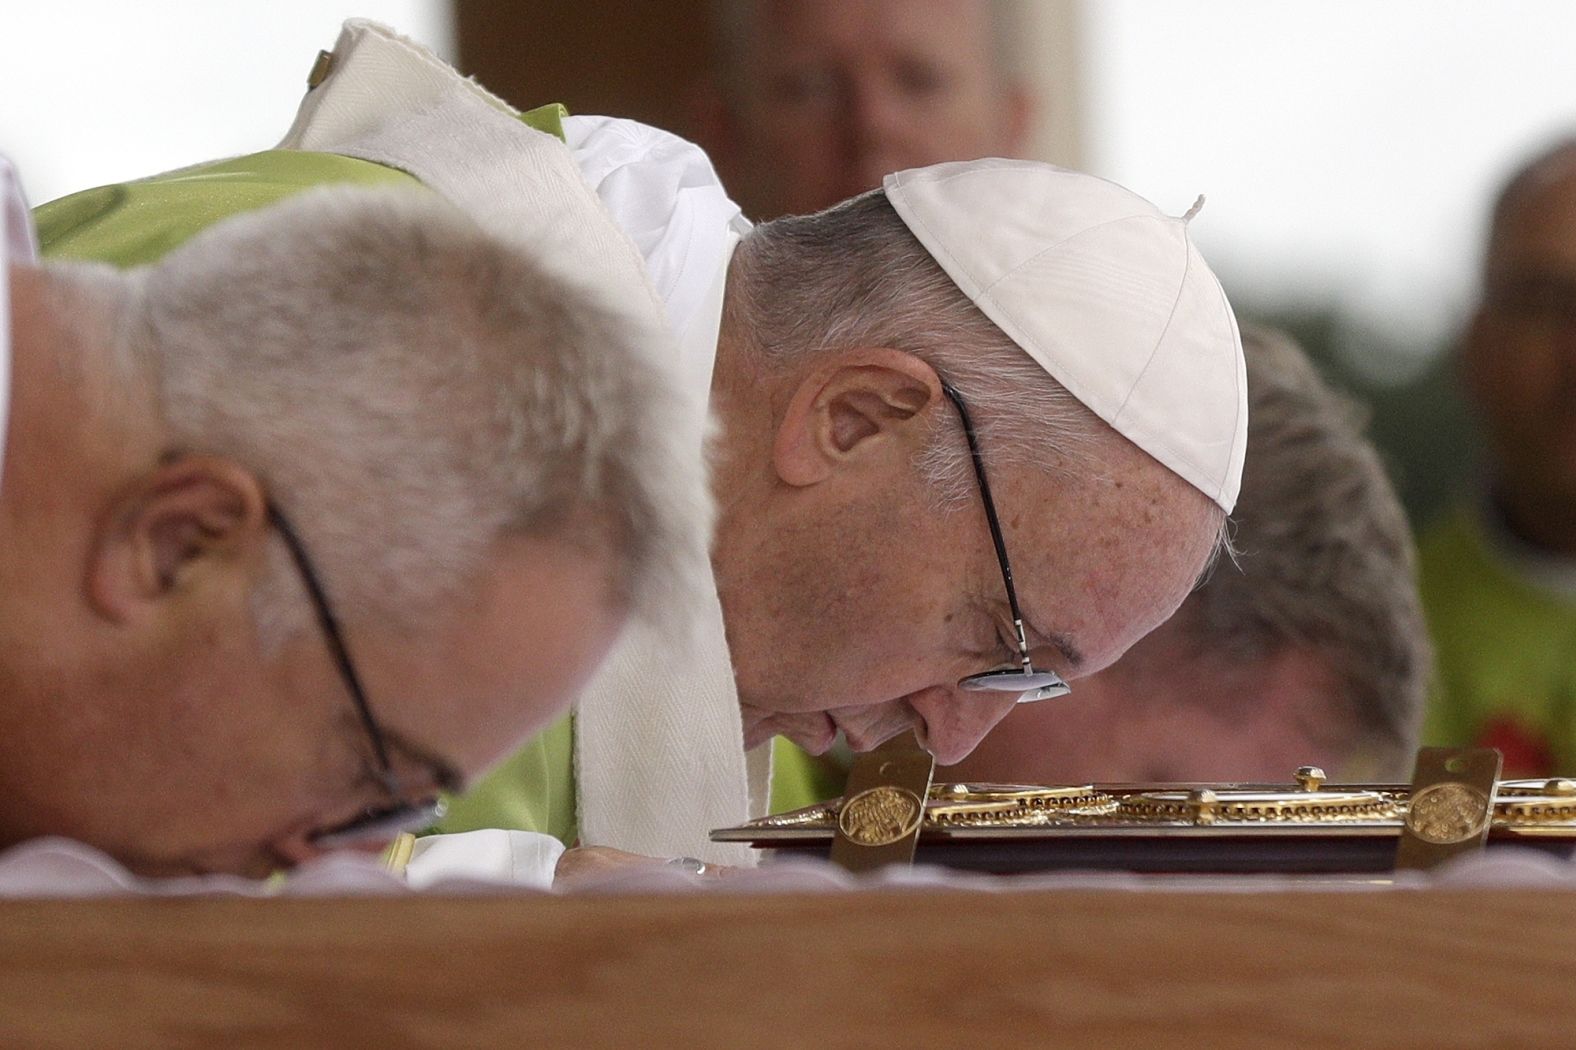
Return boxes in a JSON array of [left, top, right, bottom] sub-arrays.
[[939, 382, 1072, 704], [266, 503, 451, 847]]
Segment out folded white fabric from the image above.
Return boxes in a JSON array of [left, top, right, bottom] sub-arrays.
[[405, 830, 565, 891]]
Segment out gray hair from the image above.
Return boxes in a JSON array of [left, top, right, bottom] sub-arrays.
[[110, 186, 711, 647], [724, 188, 1106, 505], [1177, 326, 1429, 777]]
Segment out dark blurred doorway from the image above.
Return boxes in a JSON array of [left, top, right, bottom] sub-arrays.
[[455, 2, 711, 138]]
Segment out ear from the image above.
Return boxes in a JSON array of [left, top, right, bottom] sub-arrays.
[[88, 455, 270, 622], [771, 349, 944, 487]]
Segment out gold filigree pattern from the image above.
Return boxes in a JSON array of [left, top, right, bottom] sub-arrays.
[[927, 783, 1116, 826], [1115, 789, 1398, 824]]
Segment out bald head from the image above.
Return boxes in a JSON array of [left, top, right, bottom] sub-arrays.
[[1463, 138, 1576, 554]]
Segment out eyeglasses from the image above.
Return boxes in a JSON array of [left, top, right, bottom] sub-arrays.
[[939, 382, 1072, 704], [266, 503, 452, 848]]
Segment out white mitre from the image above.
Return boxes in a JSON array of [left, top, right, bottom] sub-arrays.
[[0, 155, 37, 495], [885, 159, 1248, 512]]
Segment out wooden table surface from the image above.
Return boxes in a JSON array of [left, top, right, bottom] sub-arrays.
[[0, 887, 1571, 1049]]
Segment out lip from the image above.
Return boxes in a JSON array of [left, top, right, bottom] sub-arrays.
[[798, 713, 837, 756]]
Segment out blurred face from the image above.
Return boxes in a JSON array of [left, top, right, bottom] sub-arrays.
[[720, 0, 1028, 217], [4, 530, 623, 878], [1465, 162, 1576, 534], [723, 433, 1219, 766], [942, 616, 1353, 785]]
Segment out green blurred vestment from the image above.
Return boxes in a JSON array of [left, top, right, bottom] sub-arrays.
[[36, 103, 568, 266], [769, 737, 848, 812], [1419, 505, 1576, 774]]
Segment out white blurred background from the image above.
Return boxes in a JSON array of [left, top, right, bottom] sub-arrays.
[[4, 0, 1572, 519], [0, 2, 453, 205]]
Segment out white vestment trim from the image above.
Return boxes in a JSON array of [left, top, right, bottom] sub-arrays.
[[277, 20, 765, 871]]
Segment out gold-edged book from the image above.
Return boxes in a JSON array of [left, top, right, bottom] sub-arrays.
[[713, 765, 1576, 876]]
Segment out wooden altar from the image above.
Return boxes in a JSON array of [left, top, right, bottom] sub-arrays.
[[0, 887, 1570, 1048]]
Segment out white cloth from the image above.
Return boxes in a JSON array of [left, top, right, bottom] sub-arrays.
[[278, 20, 767, 880], [563, 114, 750, 386], [1, 154, 36, 495], [404, 829, 565, 890]]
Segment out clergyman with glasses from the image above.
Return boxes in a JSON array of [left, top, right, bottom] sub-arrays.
[[0, 181, 710, 878], [539, 159, 1245, 883]]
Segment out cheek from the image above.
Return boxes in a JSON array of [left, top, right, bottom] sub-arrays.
[[1476, 326, 1556, 408], [467, 600, 625, 769]]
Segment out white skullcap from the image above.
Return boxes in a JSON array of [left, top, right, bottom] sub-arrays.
[[0, 154, 37, 497], [884, 159, 1247, 513]]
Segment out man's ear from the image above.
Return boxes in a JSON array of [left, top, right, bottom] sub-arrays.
[[771, 349, 944, 487], [88, 455, 270, 622]]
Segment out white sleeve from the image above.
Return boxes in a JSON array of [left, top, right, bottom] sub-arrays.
[[403, 830, 566, 890], [562, 115, 748, 350]]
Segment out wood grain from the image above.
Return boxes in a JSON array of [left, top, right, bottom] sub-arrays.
[[0, 888, 1570, 1049]]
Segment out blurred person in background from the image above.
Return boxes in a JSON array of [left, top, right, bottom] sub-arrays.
[[939, 327, 1429, 789], [1, 182, 708, 878], [692, 0, 1034, 219], [1420, 138, 1576, 776]]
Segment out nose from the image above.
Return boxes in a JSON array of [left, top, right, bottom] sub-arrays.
[[907, 687, 1021, 766]]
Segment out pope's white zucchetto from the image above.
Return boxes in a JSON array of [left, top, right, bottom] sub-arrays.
[[884, 159, 1248, 513]]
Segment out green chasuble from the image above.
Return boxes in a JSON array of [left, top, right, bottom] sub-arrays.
[[35, 105, 584, 846], [38, 101, 568, 267], [441, 714, 578, 844], [38, 151, 420, 265], [769, 737, 848, 812]]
